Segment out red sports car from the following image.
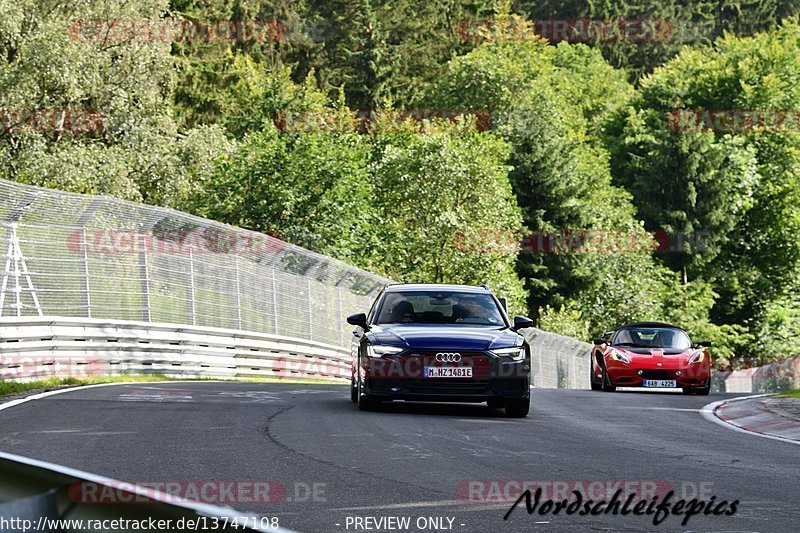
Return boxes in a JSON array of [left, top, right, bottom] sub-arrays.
[[590, 322, 711, 395]]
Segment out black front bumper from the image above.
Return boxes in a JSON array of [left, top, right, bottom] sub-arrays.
[[362, 353, 530, 402]]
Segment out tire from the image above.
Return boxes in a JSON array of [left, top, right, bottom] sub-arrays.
[[683, 378, 711, 396], [350, 375, 358, 402], [487, 398, 505, 408], [590, 357, 602, 391], [356, 369, 379, 411], [505, 397, 530, 417], [601, 365, 616, 392]]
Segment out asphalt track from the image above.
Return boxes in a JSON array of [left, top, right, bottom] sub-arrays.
[[1, 382, 798, 532]]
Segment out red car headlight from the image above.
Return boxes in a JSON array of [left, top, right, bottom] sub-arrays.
[[609, 349, 631, 364], [688, 352, 706, 365]]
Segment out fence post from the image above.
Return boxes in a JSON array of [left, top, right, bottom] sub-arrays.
[[307, 278, 313, 341], [337, 288, 344, 347], [188, 245, 196, 326], [234, 255, 242, 330], [270, 269, 278, 334], [139, 233, 151, 322], [82, 228, 91, 318]]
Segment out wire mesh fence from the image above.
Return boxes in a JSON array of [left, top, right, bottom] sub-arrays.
[[0, 179, 389, 347]]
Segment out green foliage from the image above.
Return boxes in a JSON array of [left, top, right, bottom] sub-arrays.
[[429, 35, 670, 328], [609, 22, 800, 358], [370, 128, 527, 313], [608, 103, 760, 280], [514, 0, 800, 80], [186, 127, 378, 265], [0, 0, 231, 205]]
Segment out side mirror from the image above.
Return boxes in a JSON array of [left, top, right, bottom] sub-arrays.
[[513, 315, 534, 330], [694, 340, 712, 348], [347, 312, 369, 330], [593, 338, 606, 345]]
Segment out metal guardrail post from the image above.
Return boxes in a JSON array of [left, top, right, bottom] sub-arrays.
[[270, 269, 278, 335], [234, 255, 242, 330], [188, 245, 196, 326], [81, 228, 91, 318], [307, 278, 313, 341], [140, 234, 151, 322], [337, 288, 344, 347]]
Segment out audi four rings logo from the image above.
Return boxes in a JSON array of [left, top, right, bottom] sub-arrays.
[[435, 353, 461, 362]]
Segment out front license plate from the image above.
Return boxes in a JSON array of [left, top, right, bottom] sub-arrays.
[[424, 366, 472, 378], [642, 379, 677, 388]]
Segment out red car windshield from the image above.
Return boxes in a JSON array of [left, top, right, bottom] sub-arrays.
[[612, 327, 692, 349]]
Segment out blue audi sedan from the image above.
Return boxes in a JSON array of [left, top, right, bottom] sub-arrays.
[[347, 284, 533, 417]]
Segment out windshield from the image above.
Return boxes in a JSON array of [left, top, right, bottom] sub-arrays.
[[612, 327, 692, 349], [376, 290, 505, 326]]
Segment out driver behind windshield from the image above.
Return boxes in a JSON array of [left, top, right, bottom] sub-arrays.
[[454, 297, 487, 322], [376, 291, 503, 325]]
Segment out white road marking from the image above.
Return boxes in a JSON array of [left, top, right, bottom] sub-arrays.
[[0, 380, 230, 412], [617, 407, 701, 412], [27, 429, 88, 433], [455, 419, 514, 423]]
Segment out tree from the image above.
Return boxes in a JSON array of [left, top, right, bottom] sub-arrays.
[[370, 123, 527, 313], [187, 126, 379, 266], [429, 31, 669, 326], [514, 0, 800, 80], [609, 22, 800, 359]]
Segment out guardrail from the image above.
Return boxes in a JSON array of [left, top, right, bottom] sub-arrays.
[[0, 317, 350, 382], [0, 450, 294, 532], [523, 328, 591, 389]]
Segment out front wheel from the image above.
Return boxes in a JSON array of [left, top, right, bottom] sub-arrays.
[[505, 397, 530, 417], [590, 359, 602, 391], [356, 372, 379, 411], [683, 379, 711, 396], [601, 366, 616, 392]]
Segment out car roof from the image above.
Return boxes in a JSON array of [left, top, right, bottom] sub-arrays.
[[384, 283, 492, 294], [617, 321, 686, 331]]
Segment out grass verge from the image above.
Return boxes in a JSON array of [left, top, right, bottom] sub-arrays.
[[779, 389, 800, 398]]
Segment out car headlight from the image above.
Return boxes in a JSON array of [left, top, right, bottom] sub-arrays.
[[493, 347, 526, 361], [610, 349, 631, 364], [367, 345, 405, 357], [688, 352, 705, 365]]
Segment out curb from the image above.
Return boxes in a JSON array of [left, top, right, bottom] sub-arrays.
[[701, 394, 800, 446]]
